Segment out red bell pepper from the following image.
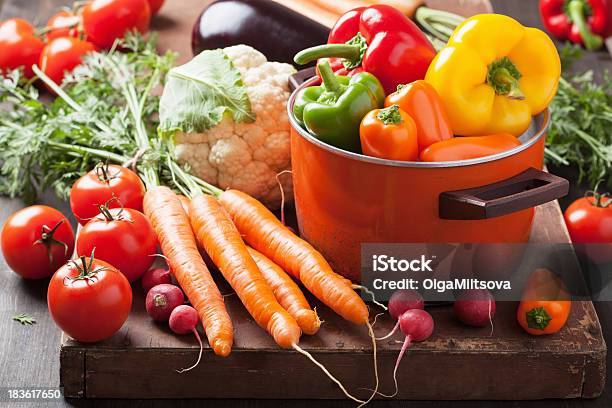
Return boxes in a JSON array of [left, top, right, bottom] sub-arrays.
[[294, 5, 436, 94], [539, 0, 610, 50]]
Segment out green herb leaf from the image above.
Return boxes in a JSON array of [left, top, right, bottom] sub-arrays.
[[12, 313, 36, 326], [546, 70, 612, 188], [0, 32, 176, 201], [158, 49, 255, 136]]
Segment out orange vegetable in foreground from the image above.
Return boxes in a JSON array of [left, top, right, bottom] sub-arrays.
[[189, 194, 302, 349], [218, 189, 369, 325], [248, 247, 321, 335], [360, 104, 418, 161], [517, 268, 571, 335], [143, 186, 234, 357], [385, 80, 453, 151], [420, 133, 521, 162]]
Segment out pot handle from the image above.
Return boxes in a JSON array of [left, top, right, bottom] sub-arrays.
[[439, 168, 569, 220], [289, 67, 317, 92]]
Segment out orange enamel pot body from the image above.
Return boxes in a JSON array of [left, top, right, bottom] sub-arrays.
[[288, 78, 568, 282]]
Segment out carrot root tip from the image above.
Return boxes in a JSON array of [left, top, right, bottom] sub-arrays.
[[293, 343, 365, 404], [353, 285, 388, 311], [358, 321, 380, 407]]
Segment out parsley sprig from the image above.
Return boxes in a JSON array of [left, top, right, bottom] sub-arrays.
[[0, 32, 175, 202], [546, 59, 612, 187]]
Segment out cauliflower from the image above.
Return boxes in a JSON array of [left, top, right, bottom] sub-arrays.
[[172, 45, 296, 208]]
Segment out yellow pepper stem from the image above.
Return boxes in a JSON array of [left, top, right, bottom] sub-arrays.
[[486, 57, 525, 100]]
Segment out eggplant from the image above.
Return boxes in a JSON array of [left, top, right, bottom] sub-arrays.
[[192, 0, 329, 66]]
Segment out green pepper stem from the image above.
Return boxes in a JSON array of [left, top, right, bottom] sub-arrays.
[[294, 44, 361, 65], [317, 60, 343, 94], [567, 0, 603, 51]]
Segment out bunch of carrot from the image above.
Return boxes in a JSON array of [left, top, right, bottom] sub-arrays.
[[143, 175, 377, 403], [144, 183, 373, 342]]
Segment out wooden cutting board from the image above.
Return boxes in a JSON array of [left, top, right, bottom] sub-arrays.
[[59, 0, 605, 401], [60, 201, 606, 400]]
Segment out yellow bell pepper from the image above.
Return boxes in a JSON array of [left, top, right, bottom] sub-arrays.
[[425, 14, 561, 136]]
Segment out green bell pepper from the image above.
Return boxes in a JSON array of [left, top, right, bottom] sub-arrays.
[[293, 60, 384, 153]]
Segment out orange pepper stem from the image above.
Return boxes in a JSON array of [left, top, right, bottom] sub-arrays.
[[525, 307, 552, 330], [376, 105, 403, 125]]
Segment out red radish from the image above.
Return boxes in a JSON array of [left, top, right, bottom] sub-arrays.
[[454, 289, 496, 332], [145, 284, 184, 322], [377, 289, 424, 340], [169, 305, 203, 373], [142, 267, 171, 293], [386, 309, 434, 397]]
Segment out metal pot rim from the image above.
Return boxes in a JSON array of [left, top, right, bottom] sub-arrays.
[[287, 77, 550, 168]]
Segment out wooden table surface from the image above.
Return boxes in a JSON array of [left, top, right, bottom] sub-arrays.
[[1, 0, 611, 407]]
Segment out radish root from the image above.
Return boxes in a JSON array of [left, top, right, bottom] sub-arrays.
[[176, 328, 203, 374], [353, 285, 388, 311], [387, 335, 411, 397], [375, 321, 399, 341], [293, 343, 365, 404], [488, 298, 494, 337]]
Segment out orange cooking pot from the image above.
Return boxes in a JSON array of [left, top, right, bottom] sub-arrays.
[[288, 72, 569, 282]]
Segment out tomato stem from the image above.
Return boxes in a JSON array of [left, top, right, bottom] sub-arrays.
[[95, 161, 120, 184], [34, 219, 69, 268], [586, 181, 611, 208], [66, 248, 111, 284]]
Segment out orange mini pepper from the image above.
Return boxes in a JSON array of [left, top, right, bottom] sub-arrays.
[[359, 104, 418, 161], [385, 80, 453, 151], [517, 268, 571, 336], [420, 133, 520, 162]]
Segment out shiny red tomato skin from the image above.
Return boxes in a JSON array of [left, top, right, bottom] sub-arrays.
[[565, 196, 612, 264], [76, 208, 157, 282], [83, 0, 151, 49], [39, 37, 95, 85], [0, 18, 44, 78], [148, 0, 165, 14], [46, 11, 80, 41], [1, 205, 75, 279], [70, 165, 146, 225], [48, 257, 132, 342]]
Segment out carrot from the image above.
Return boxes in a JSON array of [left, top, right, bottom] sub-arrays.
[[177, 194, 191, 216], [247, 246, 321, 335], [143, 186, 233, 357], [188, 194, 302, 348], [217, 189, 369, 325]]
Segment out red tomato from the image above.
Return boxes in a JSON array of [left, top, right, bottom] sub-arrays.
[[39, 37, 95, 85], [565, 192, 612, 264], [70, 164, 146, 225], [0, 18, 44, 78], [148, 0, 165, 14], [48, 256, 132, 342], [46, 11, 80, 41], [1, 205, 75, 279], [76, 207, 157, 282], [83, 0, 151, 49]]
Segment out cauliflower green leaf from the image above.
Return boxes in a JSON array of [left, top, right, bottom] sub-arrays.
[[159, 49, 255, 136]]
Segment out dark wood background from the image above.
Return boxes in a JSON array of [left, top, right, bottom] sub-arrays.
[[0, 0, 611, 407]]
